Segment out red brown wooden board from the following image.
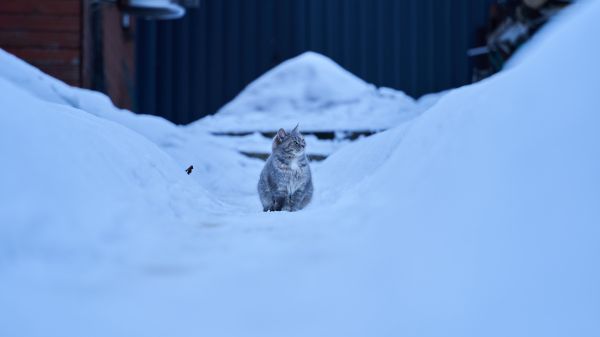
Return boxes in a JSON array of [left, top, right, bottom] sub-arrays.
[[0, 0, 86, 87], [0, 31, 80, 48], [0, 1, 80, 15], [5, 48, 80, 66], [0, 15, 80, 32]]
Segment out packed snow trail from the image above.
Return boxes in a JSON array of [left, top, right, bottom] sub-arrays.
[[1, 1, 600, 336]]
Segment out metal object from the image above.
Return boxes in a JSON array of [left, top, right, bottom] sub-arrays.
[[118, 0, 185, 20]]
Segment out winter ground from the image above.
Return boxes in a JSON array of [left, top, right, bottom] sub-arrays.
[[1, 1, 599, 336]]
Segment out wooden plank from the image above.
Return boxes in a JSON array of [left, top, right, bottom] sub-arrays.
[[0, 1, 80, 15], [81, 0, 94, 88], [38, 63, 80, 76], [211, 130, 381, 141], [4, 47, 80, 65], [239, 151, 327, 162], [0, 14, 80, 32], [0, 31, 80, 48], [36, 63, 80, 84]]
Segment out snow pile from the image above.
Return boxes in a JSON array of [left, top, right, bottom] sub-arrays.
[[309, 3, 600, 335], [1, 1, 600, 336], [0, 49, 266, 216], [0, 49, 180, 144], [207, 131, 345, 157], [0, 76, 222, 265], [193, 51, 420, 132]]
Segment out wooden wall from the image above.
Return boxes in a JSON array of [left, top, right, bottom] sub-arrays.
[[0, 0, 82, 86]]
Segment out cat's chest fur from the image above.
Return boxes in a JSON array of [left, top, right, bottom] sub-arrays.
[[277, 158, 306, 194], [289, 158, 300, 170], [287, 159, 304, 194]]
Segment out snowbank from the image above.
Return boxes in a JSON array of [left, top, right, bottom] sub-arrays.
[[0, 48, 267, 215], [0, 49, 179, 144], [311, 3, 600, 336], [1, 1, 600, 336], [192, 51, 420, 132], [0, 76, 220, 266]]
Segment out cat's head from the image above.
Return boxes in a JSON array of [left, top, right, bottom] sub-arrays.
[[272, 124, 306, 155]]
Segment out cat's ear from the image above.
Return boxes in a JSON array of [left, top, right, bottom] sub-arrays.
[[291, 123, 299, 134], [277, 128, 287, 139]]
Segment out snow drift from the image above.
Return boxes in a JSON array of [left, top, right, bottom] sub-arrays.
[[0, 49, 180, 144], [1, 1, 600, 337], [193, 51, 420, 132], [0, 77, 222, 266]]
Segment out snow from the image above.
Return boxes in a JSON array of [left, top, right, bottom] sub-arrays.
[[1, 1, 600, 336], [0, 77, 220, 267], [0, 50, 180, 144], [209, 131, 348, 158], [191, 51, 421, 132]]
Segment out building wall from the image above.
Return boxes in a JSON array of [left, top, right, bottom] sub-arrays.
[[136, 0, 495, 125], [0, 1, 135, 110], [91, 3, 137, 110], [0, 0, 82, 86]]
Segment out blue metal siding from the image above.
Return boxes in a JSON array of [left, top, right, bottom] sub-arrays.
[[136, 0, 494, 124]]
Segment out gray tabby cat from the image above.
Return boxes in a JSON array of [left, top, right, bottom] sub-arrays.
[[258, 124, 313, 212]]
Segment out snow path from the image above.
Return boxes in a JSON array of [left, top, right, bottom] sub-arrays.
[[1, 1, 600, 336]]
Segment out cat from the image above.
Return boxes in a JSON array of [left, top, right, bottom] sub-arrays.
[[258, 124, 313, 212]]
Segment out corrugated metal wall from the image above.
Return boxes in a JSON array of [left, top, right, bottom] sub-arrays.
[[136, 0, 494, 125]]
